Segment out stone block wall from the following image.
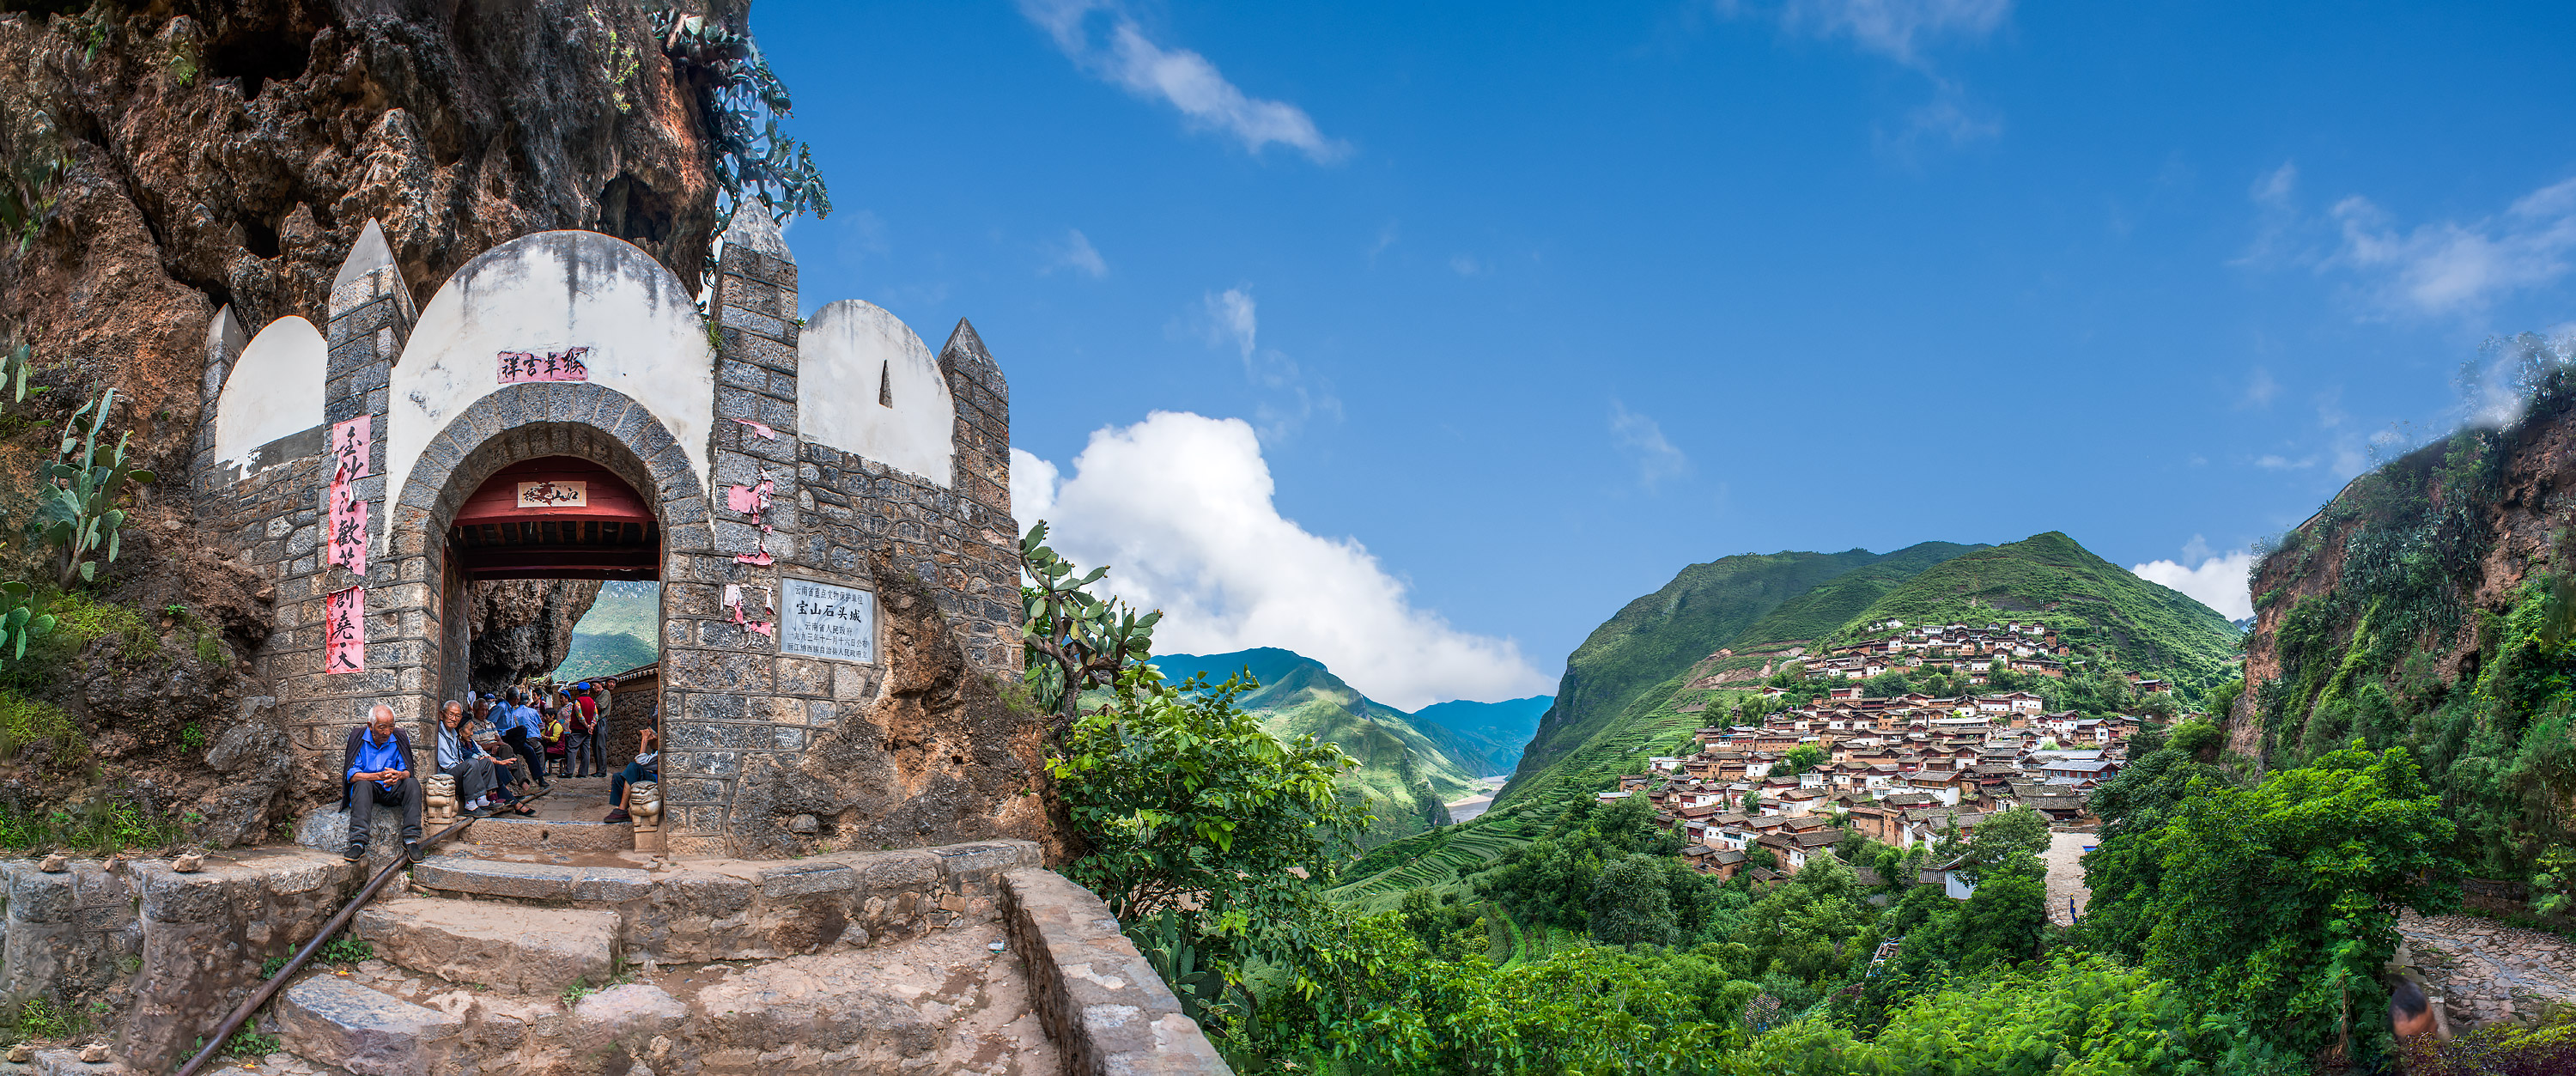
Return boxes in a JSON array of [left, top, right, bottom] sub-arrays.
[[1001, 868, 1235, 1076], [0, 851, 368, 1072]]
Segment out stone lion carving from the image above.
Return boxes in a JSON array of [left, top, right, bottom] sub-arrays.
[[423, 774, 459, 826], [626, 781, 664, 852]]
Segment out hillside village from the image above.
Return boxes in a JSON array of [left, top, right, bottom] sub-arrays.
[[1610, 619, 2183, 886]]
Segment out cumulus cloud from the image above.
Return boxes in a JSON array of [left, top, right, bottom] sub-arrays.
[[1012, 414, 1549, 709], [2131, 536, 2254, 620], [1019, 0, 1349, 163], [1611, 400, 1691, 490], [1766, 0, 2013, 66], [1043, 229, 1109, 278]]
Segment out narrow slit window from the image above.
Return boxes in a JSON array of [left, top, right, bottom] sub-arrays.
[[878, 362, 893, 407]]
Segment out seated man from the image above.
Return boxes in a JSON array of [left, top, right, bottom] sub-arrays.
[[605, 726, 659, 824], [437, 700, 533, 818], [341, 703, 423, 863]]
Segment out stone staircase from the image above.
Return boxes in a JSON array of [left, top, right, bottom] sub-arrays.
[[0, 838, 1229, 1076]]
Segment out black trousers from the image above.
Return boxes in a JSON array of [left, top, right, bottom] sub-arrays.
[[501, 727, 550, 787], [347, 776, 422, 844]]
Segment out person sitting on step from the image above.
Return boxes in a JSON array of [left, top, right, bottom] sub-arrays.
[[341, 703, 423, 863], [605, 726, 659, 824], [437, 700, 534, 818]]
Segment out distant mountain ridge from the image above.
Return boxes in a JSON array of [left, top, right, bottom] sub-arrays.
[[1149, 647, 1550, 848]]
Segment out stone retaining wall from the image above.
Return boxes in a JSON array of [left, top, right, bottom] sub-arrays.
[[0, 849, 366, 1072], [1000, 868, 1234, 1076]]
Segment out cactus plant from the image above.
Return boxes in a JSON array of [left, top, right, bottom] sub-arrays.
[[31, 387, 155, 589]]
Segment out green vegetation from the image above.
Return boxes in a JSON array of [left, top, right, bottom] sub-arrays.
[[1733, 541, 1988, 647], [1149, 647, 1509, 847], [222, 1029, 281, 1058], [1826, 531, 2243, 693], [318, 933, 375, 965]]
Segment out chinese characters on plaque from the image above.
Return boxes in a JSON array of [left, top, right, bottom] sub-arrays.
[[495, 347, 592, 384], [325, 585, 365, 674], [325, 415, 370, 575], [781, 578, 874, 663], [515, 480, 587, 508]]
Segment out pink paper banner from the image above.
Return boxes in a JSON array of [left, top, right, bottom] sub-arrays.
[[725, 479, 774, 514], [733, 418, 778, 441], [325, 481, 369, 576], [330, 415, 371, 481], [496, 347, 592, 384], [325, 586, 366, 674]]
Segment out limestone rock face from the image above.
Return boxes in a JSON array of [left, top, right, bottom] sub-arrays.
[[0, 0, 736, 479], [466, 578, 604, 692]]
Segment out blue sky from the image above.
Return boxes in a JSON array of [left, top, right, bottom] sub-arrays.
[[750, 0, 2576, 708]]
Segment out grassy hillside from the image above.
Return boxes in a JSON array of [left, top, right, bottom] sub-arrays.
[[1733, 541, 1988, 647], [1151, 648, 1485, 848], [1504, 549, 1884, 795], [553, 581, 659, 681], [1337, 531, 2234, 903], [1826, 532, 2240, 691]]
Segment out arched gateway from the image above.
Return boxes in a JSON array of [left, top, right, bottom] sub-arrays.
[[191, 214, 1027, 854]]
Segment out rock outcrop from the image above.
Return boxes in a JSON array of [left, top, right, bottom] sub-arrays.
[[465, 578, 604, 692]]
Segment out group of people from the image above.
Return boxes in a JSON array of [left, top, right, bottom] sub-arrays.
[[336, 676, 659, 862]]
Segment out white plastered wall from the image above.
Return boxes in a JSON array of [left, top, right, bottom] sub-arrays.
[[213, 315, 325, 473], [798, 300, 955, 488], [386, 231, 717, 550]]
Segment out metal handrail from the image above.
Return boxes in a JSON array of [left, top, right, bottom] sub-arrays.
[[168, 785, 552, 1076]]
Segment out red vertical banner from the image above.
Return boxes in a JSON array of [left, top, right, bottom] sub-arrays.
[[325, 481, 369, 576], [325, 585, 366, 674], [330, 414, 371, 480]]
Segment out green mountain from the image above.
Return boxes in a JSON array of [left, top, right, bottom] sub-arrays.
[[1150, 647, 1534, 849], [553, 581, 659, 681], [1824, 532, 2240, 692], [1334, 532, 2236, 909], [1409, 696, 1551, 777]]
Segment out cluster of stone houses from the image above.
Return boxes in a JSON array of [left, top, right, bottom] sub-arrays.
[[1604, 691, 2145, 884], [1781, 620, 2172, 693]]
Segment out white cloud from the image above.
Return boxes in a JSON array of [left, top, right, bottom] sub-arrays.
[[1610, 400, 1690, 489], [1449, 254, 1485, 276], [2132, 538, 2254, 620], [1194, 287, 1340, 440], [1019, 0, 1349, 163], [1011, 414, 1549, 708], [1043, 229, 1109, 278], [1874, 80, 2002, 160], [1774, 0, 2013, 66], [2241, 367, 2279, 408], [2329, 176, 2576, 316]]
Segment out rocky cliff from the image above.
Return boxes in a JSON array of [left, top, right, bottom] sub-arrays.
[[2235, 343, 2576, 876], [465, 577, 603, 691]]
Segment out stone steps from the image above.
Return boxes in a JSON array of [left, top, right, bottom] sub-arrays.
[[453, 814, 633, 853], [355, 897, 621, 995], [276, 975, 463, 1076], [410, 854, 653, 903]]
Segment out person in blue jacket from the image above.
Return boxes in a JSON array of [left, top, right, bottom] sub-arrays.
[[339, 703, 422, 863]]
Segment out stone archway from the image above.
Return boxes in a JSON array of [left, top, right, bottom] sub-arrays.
[[375, 380, 710, 814]]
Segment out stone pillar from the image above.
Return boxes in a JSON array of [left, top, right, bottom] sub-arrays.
[[189, 304, 246, 494], [936, 319, 1020, 678], [282, 219, 422, 765], [659, 210, 848, 855]]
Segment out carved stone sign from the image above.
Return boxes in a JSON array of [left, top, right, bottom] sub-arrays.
[[781, 577, 875, 663]]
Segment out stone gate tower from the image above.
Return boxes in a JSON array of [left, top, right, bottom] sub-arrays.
[[192, 214, 1036, 855]]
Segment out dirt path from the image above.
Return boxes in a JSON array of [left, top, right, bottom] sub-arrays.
[[2398, 910, 2576, 1032]]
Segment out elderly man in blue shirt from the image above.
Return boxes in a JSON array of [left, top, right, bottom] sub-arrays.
[[340, 702, 423, 863]]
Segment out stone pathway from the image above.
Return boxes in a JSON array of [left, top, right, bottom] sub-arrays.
[[2397, 910, 2576, 1031]]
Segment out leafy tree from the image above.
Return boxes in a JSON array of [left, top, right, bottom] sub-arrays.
[[1018, 521, 1161, 720], [1952, 805, 2048, 885], [1588, 853, 1679, 945], [2121, 743, 2460, 1066], [1736, 957, 2196, 1076], [1859, 670, 1911, 697], [1775, 744, 1827, 778]]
